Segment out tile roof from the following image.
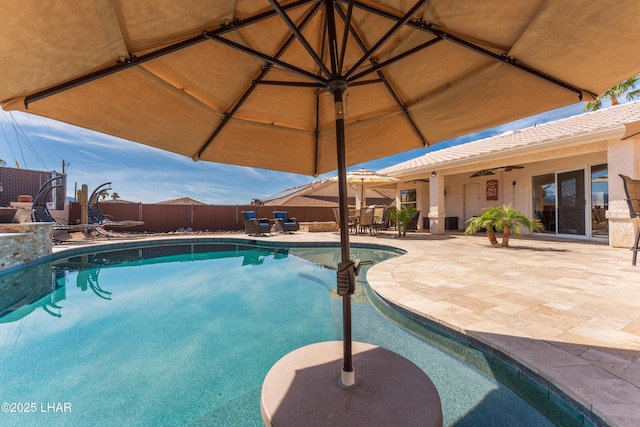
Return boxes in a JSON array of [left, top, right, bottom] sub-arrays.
[[263, 180, 332, 205], [264, 179, 395, 206], [379, 101, 640, 175]]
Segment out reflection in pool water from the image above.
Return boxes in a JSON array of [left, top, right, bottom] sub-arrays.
[[0, 242, 562, 426]]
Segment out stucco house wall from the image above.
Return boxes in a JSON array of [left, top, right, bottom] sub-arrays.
[[378, 101, 640, 247]]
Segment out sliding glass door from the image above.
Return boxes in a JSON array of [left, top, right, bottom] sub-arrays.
[[557, 170, 586, 235], [532, 173, 556, 233], [533, 166, 608, 238], [590, 164, 609, 238]]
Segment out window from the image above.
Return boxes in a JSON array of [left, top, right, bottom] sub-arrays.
[[400, 189, 416, 209]]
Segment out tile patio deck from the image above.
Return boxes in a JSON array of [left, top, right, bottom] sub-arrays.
[[53, 230, 640, 426]]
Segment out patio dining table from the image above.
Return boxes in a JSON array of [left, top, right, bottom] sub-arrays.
[[349, 214, 383, 235]]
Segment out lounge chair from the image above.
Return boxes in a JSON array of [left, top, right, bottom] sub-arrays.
[[31, 176, 102, 243], [242, 211, 271, 236], [619, 174, 640, 265], [273, 211, 299, 233], [88, 182, 144, 227]]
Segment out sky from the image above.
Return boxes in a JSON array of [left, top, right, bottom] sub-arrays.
[[0, 102, 589, 205]]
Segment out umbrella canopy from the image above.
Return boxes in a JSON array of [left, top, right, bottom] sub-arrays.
[[343, 168, 399, 184], [332, 168, 398, 208], [1, 0, 639, 389], [1, 1, 639, 177]]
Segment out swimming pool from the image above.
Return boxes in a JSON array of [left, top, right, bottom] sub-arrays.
[[0, 240, 576, 426]]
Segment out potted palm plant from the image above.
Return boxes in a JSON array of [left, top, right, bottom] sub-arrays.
[[465, 205, 543, 247], [387, 206, 419, 237]]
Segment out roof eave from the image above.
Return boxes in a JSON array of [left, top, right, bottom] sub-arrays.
[[383, 124, 626, 179]]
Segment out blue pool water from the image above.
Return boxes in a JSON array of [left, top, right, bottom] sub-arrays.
[[0, 242, 564, 426]]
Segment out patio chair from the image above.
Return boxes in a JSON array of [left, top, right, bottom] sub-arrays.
[[332, 207, 340, 227], [273, 211, 299, 233], [371, 206, 387, 234], [619, 174, 640, 265], [358, 207, 375, 235], [333, 207, 359, 233], [241, 211, 271, 236]]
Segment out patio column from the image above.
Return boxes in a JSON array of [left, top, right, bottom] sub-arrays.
[[354, 185, 363, 210], [606, 133, 640, 248], [428, 171, 446, 234]]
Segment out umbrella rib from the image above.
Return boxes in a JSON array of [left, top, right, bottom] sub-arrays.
[[377, 72, 429, 146], [336, 4, 429, 147], [268, 0, 332, 79], [347, 37, 442, 82], [23, 0, 317, 106], [205, 34, 326, 86], [255, 81, 325, 87], [343, 0, 427, 80], [24, 34, 207, 106], [338, 0, 355, 73], [325, 0, 341, 76], [314, 10, 331, 177], [413, 21, 589, 99], [197, 2, 324, 160], [351, 0, 591, 100], [219, 0, 316, 32], [348, 79, 383, 87]]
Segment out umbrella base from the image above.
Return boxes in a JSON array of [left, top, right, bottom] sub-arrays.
[[261, 341, 442, 427]]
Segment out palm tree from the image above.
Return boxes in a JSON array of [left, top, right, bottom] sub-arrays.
[[465, 205, 543, 247], [0, 158, 6, 166], [584, 75, 640, 111], [495, 205, 544, 247], [110, 192, 120, 201], [387, 205, 418, 237], [465, 210, 499, 247]]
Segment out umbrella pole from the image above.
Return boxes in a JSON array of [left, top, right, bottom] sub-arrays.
[[333, 86, 356, 387]]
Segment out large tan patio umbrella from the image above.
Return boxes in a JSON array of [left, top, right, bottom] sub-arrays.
[[331, 168, 398, 209], [1, 1, 640, 393]]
